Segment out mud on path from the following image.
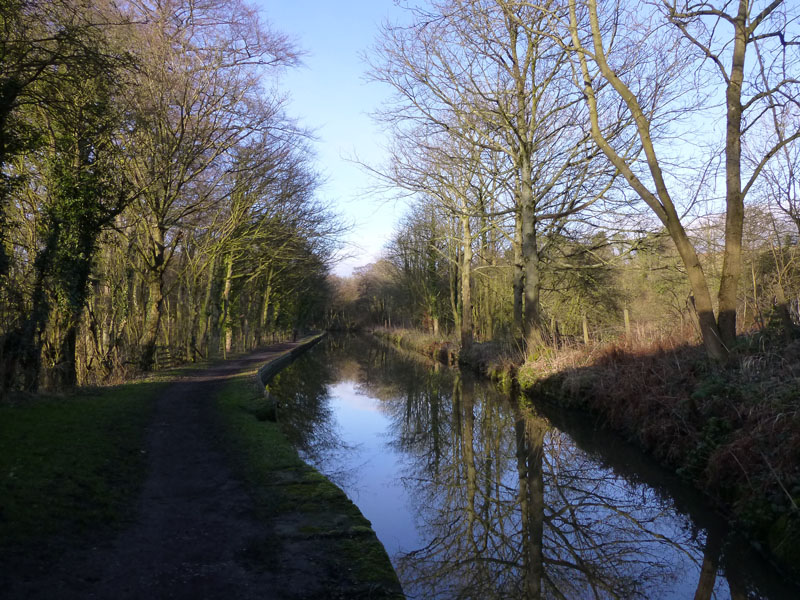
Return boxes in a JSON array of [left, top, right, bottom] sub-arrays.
[[5, 342, 401, 599]]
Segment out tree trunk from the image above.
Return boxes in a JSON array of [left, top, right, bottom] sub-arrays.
[[139, 272, 164, 371], [774, 284, 798, 339], [550, 315, 559, 348], [450, 245, 461, 334], [185, 278, 200, 362], [520, 155, 543, 349], [139, 223, 166, 371], [513, 208, 524, 337], [19, 238, 57, 391], [219, 252, 234, 358], [669, 225, 728, 361], [45, 319, 78, 391], [460, 213, 473, 350], [258, 267, 273, 346], [717, 2, 748, 349], [582, 313, 590, 345], [198, 254, 217, 357]]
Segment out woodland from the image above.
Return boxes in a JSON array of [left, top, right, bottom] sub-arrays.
[[326, 0, 800, 363], [2, 0, 800, 584], [320, 0, 800, 578], [2, 0, 799, 394], [0, 0, 341, 395]]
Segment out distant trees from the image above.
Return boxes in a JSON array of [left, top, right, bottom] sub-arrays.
[[0, 0, 340, 396], [118, 0, 301, 370], [370, 0, 615, 352]]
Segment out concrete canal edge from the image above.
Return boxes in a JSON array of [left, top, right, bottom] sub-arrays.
[[256, 332, 327, 387], [218, 333, 405, 598]]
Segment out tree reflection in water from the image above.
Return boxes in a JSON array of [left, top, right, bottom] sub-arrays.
[[274, 336, 791, 600], [266, 340, 361, 490]]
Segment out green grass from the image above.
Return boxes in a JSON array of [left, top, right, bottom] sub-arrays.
[[216, 374, 307, 486], [215, 371, 403, 597], [0, 380, 165, 550]]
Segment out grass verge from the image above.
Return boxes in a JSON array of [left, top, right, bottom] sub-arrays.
[[215, 370, 404, 598], [0, 379, 165, 557]]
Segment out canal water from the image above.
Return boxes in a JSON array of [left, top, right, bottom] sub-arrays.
[[267, 335, 798, 599]]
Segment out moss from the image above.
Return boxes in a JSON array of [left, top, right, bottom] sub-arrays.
[[339, 537, 404, 592], [517, 363, 541, 391]]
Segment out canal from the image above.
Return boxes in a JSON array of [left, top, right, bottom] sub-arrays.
[[267, 335, 797, 599]]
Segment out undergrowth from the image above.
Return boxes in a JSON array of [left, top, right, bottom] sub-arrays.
[[372, 326, 519, 383], [527, 329, 800, 577]]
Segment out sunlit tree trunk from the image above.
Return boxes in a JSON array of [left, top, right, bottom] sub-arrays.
[[219, 252, 234, 357], [258, 266, 274, 346], [139, 223, 166, 371], [460, 213, 473, 350], [513, 208, 524, 337], [520, 154, 543, 348]]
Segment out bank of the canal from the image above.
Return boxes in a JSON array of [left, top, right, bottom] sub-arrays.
[[370, 327, 800, 590], [0, 335, 402, 599], [216, 334, 404, 599]]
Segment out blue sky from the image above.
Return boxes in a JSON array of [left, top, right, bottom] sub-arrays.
[[256, 1, 411, 276]]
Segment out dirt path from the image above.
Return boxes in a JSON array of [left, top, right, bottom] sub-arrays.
[[7, 342, 395, 599]]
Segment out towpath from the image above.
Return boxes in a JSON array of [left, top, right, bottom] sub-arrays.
[[5, 340, 401, 599]]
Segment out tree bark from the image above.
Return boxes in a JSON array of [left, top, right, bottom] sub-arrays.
[[219, 252, 234, 358], [138, 223, 166, 371], [520, 154, 543, 348], [258, 269, 273, 346], [715, 1, 748, 349], [513, 208, 524, 337], [582, 313, 590, 345], [460, 213, 473, 350]]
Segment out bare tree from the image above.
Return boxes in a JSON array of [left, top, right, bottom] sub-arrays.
[[565, 0, 800, 360], [370, 0, 615, 350], [119, 0, 300, 369]]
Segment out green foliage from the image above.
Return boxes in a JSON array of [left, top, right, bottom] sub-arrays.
[[769, 510, 800, 569], [516, 363, 541, 391], [677, 416, 732, 481], [543, 232, 622, 336]]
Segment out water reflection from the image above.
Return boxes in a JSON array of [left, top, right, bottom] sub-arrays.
[[268, 335, 796, 599]]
